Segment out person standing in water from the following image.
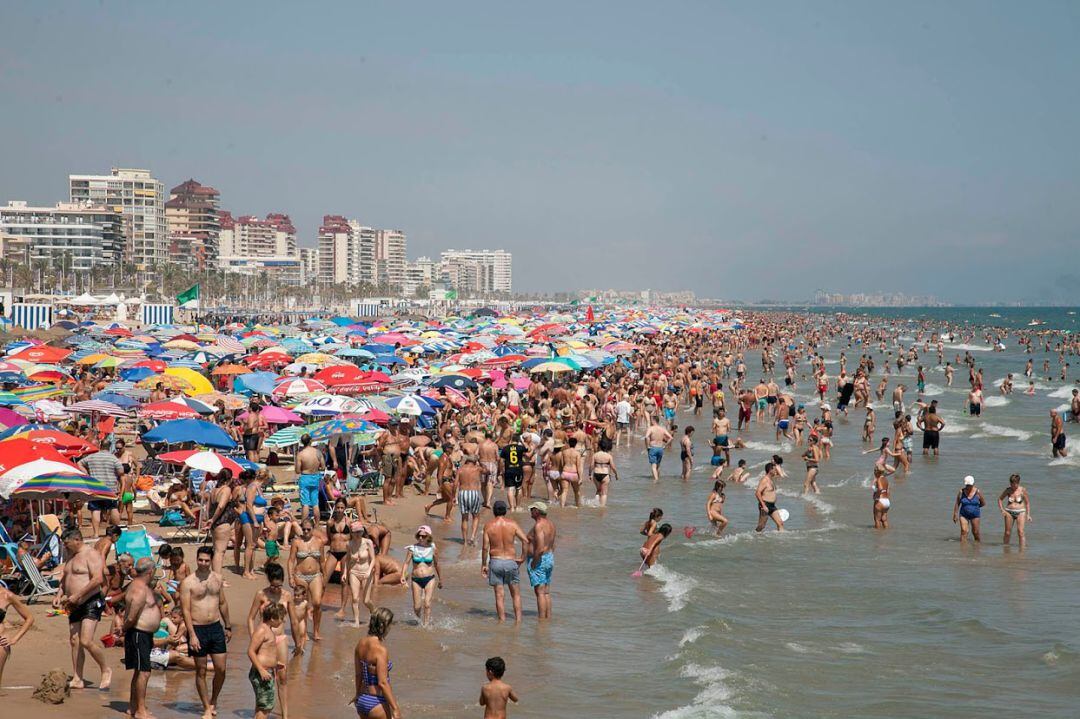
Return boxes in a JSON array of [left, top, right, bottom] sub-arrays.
[[639, 524, 672, 567], [953, 475, 986, 542], [680, 426, 695, 481], [481, 501, 529, 623], [754, 463, 785, 532], [645, 418, 673, 482], [1050, 409, 1067, 458], [872, 465, 894, 529], [998, 474, 1032, 547], [705, 480, 728, 534], [526, 502, 556, 620]]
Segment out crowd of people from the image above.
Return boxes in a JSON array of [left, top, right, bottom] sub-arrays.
[[2, 310, 1078, 718]]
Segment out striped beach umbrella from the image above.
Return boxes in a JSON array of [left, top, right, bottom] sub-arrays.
[[67, 399, 131, 417], [264, 425, 304, 448], [12, 472, 114, 500]]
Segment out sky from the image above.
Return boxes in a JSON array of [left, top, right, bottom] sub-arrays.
[[1, 1, 1079, 302]]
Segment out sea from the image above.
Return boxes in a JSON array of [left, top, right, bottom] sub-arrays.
[[155, 307, 1080, 718]]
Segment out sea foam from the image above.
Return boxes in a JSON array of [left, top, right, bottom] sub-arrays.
[[646, 564, 698, 613]]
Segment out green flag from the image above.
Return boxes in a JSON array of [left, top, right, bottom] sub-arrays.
[[177, 283, 200, 308], [446, 289, 458, 300]]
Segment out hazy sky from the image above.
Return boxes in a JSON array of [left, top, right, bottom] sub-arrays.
[[2, 2, 1078, 301]]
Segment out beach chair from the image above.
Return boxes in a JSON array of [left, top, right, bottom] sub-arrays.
[[0, 545, 60, 603], [115, 524, 153, 562], [348, 471, 383, 496], [167, 507, 209, 544]]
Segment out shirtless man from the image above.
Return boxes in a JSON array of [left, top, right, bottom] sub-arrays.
[[711, 409, 733, 467], [294, 434, 325, 522], [753, 380, 769, 423], [181, 546, 232, 719], [1051, 409, 1067, 458], [754, 463, 785, 532], [123, 557, 162, 719], [526, 502, 556, 621], [55, 528, 111, 690], [242, 401, 268, 463], [481, 501, 529, 623], [737, 389, 754, 431], [377, 420, 406, 506], [968, 386, 984, 417], [457, 455, 484, 546], [645, 418, 673, 482], [479, 432, 501, 508], [918, 401, 946, 456]]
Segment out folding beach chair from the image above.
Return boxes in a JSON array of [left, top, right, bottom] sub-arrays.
[[167, 507, 209, 544], [0, 543, 60, 603], [115, 524, 153, 562]]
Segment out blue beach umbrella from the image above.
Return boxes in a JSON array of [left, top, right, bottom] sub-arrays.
[[142, 419, 237, 449]]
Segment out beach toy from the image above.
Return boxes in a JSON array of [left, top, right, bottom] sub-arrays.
[[630, 557, 648, 578], [778, 508, 791, 523]]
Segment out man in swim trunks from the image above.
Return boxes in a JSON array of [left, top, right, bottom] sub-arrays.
[[294, 434, 325, 522], [526, 502, 556, 620], [181, 546, 232, 719], [481, 501, 529, 623], [753, 380, 769, 423], [56, 528, 112, 690], [242, 400, 268, 463], [918, 400, 946, 456], [645, 418, 673, 482], [754, 463, 785, 532], [457, 455, 484, 546], [479, 431, 501, 508], [1051, 409, 1067, 458], [123, 557, 162, 719]]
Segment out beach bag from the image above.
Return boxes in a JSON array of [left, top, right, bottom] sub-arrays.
[[160, 509, 185, 526], [135, 475, 155, 491]]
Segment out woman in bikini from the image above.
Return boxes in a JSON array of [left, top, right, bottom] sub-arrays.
[[872, 465, 894, 529], [345, 522, 377, 627], [554, 437, 584, 508], [706, 480, 728, 535], [288, 520, 327, 641], [423, 443, 458, 521], [589, 446, 618, 507], [998, 473, 1032, 546], [802, 436, 822, 495], [239, 470, 268, 580], [206, 469, 237, 576], [325, 500, 352, 614], [115, 439, 137, 525], [400, 525, 442, 626], [352, 607, 399, 719]]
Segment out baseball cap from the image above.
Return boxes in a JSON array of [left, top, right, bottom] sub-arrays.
[[528, 501, 548, 515], [416, 524, 433, 537], [963, 475, 975, 486]]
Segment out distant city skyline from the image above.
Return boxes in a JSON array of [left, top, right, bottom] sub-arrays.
[[1, 3, 1078, 303]]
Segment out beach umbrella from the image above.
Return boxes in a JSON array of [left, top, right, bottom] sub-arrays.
[[0, 429, 97, 457], [194, 392, 248, 411], [0, 422, 59, 440], [8, 345, 72, 363], [0, 439, 82, 497], [0, 407, 29, 429], [306, 417, 379, 441], [120, 366, 158, 382], [251, 405, 304, 425], [66, 399, 130, 417], [313, 364, 363, 386], [12, 471, 115, 500], [136, 373, 193, 393], [164, 367, 213, 396], [272, 378, 326, 398], [293, 393, 362, 416], [528, 361, 575, 374], [158, 449, 245, 476], [142, 419, 237, 449], [133, 359, 169, 372], [233, 372, 278, 396], [211, 363, 251, 376], [385, 395, 434, 416], [264, 425, 305, 448], [139, 400, 202, 420], [431, 374, 478, 390], [92, 392, 140, 409]]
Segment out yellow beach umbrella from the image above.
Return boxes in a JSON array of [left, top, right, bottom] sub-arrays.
[[164, 367, 213, 396]]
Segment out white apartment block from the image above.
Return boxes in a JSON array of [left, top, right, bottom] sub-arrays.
[[0, 200, 124, 270], [299, 247, 319, 284], [375, 229, 407, 289], [317, 216, 378, 286], [69, 168, 166, 268], [439, 248, 512, 294]]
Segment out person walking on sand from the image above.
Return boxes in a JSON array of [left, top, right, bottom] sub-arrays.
[[55, 528, 111, 690], [123, 557, 161, 719], [181, 546, 232, 719], [482, 501, 529, 623], [526, 502, 556, 620]]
